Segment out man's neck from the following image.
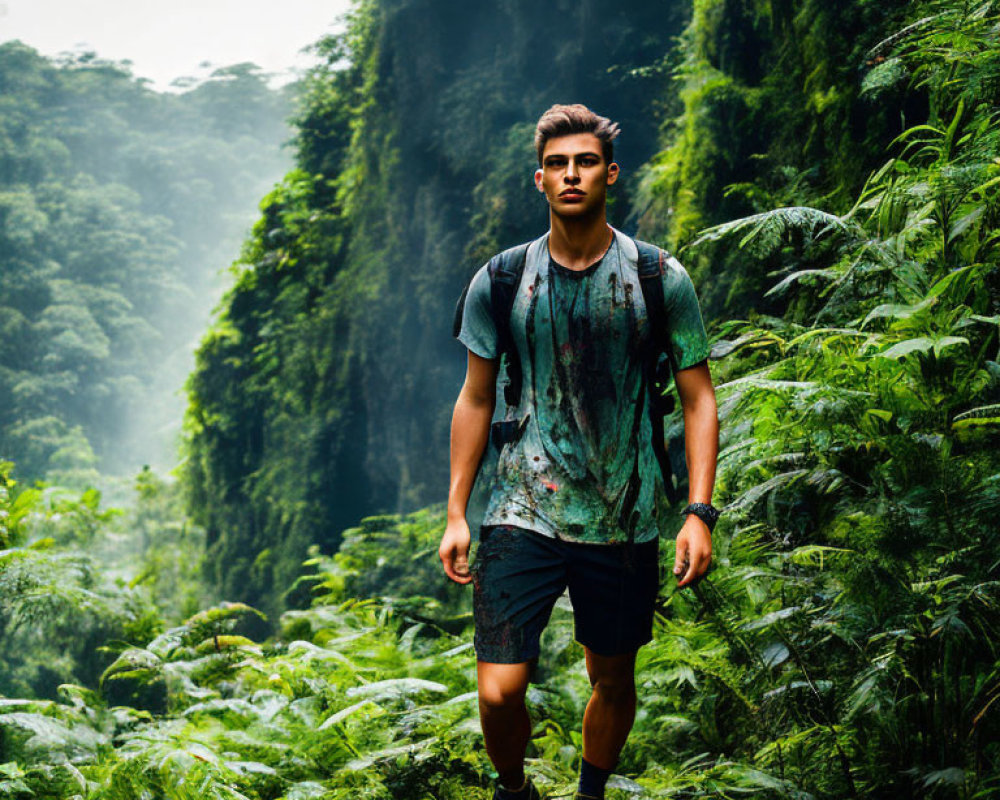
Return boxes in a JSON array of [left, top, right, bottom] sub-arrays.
[[547, 212, 613, 271]]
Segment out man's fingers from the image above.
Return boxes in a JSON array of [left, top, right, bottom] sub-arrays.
[[450, 563, 473, 584], [444, 558, 467, 583], [673, 538, 688, 576], [440, 544, 473, 584], [678, 550, 709, 587]]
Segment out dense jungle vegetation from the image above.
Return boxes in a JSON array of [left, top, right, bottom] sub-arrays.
[[0, 42, 294, 488], [1, 0, 999, 798]]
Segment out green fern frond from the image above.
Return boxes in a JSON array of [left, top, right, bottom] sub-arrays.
[[686, 206, 861, 259]]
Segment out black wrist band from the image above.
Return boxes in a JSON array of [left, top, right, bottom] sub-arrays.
[[680, 502, 720, 533]]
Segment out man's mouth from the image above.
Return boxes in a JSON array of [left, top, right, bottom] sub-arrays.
[[560, 190, 585, 197]]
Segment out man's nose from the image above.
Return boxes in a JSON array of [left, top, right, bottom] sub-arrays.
[[565, 160, 579, 181]]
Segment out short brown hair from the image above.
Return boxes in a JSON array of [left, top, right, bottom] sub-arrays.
[[534, 103, 621, 166]]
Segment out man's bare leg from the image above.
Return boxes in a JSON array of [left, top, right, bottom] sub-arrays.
[[477, 659, 534, 789], [581, 646, 638, 769]]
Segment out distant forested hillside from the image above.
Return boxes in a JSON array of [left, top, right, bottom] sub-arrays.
[[0, 43, 294, 487], [182, 0, 916, 613]]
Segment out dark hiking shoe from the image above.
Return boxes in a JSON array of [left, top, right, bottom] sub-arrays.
[[491, 776, 543, 800]]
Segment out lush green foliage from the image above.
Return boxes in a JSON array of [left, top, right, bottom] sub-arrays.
[[0, 44, 293, 485], [660, 1, 1000, 793], [634, 0, 928, 320], [1, 0, 999, 798], [0, 460, 209, 701]]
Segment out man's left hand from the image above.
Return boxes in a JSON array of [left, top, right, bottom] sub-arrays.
[[672, 516, 712, 588]]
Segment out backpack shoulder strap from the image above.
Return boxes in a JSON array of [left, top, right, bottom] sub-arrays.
[[449, 241, 530, 408], [450, 242, 529, 343], [633, 238, 674, 366], [489, 242, 530, 407], [632, 236, 683, 504]]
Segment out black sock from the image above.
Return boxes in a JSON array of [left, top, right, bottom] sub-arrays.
[[578, 756, 613, 798]]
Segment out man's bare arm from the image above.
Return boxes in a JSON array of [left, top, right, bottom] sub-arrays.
[[440, 350, 499, 584], [671, 359, 719, 587]]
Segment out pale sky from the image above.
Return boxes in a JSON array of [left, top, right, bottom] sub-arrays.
[[0, 0, 353, 92]]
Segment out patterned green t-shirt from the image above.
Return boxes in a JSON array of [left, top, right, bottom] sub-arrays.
[[457, 226, 711, 545]]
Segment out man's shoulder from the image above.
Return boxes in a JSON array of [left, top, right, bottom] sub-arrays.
[[629, 236, 689, 276], [630, 236, 669, 260], [486, 235, 541, 271]]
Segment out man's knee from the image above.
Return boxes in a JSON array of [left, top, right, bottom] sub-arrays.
[[585, 648, 638, 703], [477, 660, 532, 709], [590, 672, 637, 705], [478, 681, 526, 710]]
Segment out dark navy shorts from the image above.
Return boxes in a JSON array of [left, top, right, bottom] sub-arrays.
[[470, 524, 660, 663]]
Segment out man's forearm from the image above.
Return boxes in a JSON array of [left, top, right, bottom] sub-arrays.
[[682, 391, 719, 506], [447, 390, 495, 522]]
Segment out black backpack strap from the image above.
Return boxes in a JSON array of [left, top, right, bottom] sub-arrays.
[[634, 238, 683, 505], [452, 242, 530, 448], [488, 242, 530, 409], [451, 242, 529, 356]]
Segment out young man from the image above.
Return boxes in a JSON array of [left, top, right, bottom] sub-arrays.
[[440, 104, 720, 800]]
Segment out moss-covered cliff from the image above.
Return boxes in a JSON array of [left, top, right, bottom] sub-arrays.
[[635, 0, 922, 317]]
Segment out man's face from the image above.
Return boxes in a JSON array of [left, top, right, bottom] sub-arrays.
[[534, 132, 619, 218]]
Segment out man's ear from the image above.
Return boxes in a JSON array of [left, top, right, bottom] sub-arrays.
[[607, 162, 620, 185], [534, 168, 544, 192]]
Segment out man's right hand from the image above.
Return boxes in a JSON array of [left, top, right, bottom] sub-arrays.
[[439, 518, 473, 584]]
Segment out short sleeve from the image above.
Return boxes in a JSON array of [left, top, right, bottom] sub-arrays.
[[661, 255, 712, 371], [457, 263, 499, 360]]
